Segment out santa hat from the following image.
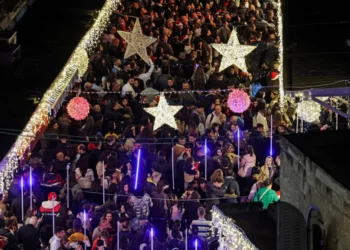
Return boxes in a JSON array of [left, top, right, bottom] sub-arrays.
[[88, 142, 96, 151], [48, 192, 57, 201], [175, 21, 183, 26], [153, 95, 160, 104], [270, 71, 279, 80]]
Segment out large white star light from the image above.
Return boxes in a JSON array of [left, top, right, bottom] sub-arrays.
[[143, 94, 183, 130], [117, 18, 156, 63], [211, 29, 256, 72]]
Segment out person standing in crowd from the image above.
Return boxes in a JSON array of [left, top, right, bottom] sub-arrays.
[[49, 226, 65, 250], [254, 179, 279, 209], [18, 216, 41, 250], [0, 218, 18, 250], [189, 207, 211, 240]]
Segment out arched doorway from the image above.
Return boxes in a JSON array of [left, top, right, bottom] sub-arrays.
[[307, 206, 326, 250]]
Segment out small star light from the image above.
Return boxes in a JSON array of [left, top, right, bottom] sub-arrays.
[[211, 29, 256, 72], [143, 94, 183, 130], [117, 18, 156, 63]]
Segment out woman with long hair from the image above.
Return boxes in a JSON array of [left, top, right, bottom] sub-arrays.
[[96, 151, 110, 180], [260, 156, 276, 182], [121, 124, 137, 139], [238, 145, 257, 178], [183, 191, 202, 227], [23, 206, 39, 226], [212, 148, 224, 167], [226, 123, 238, 143], [191, 65, 206, 90], [223, 143, 239, 167], [210, 169, 224, 183]]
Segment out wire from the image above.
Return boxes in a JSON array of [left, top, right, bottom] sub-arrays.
[[286, 79, 350, 89], [13, 78, 348, 97], [0, 129, 285, 144], [289, 20, 350, 28], [0, 127, 280, 141], [78, 189, 242, 202]]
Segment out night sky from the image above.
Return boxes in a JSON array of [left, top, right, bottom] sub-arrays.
[[0, 0, 349, 158]]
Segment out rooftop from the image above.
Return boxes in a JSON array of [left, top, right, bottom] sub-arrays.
[[283, 130, 350, 191]]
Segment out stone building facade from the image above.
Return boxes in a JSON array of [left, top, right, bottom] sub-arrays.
[[280, 136, 350, 250]]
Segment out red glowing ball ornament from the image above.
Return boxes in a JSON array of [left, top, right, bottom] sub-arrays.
[[227, 89, 250, 113], [67, 97, 90, 120]]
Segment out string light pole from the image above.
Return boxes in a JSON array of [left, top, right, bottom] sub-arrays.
[[270, 115, 273, 156], [237, 129, 240, 169], [83, 211, 87, 250], [172, 147, 175, 190], [102, 161, 105, 204], [134, 149, 141, 190], [29, 166, 33, 210], [52, 196, 55, 237], [150, 228, 154, 250], [66, 163, 70, 208], [117, 220, 120, 250], [21, 177, 24, 223]]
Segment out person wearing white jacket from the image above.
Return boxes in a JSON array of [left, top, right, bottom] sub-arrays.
[[49, 226, 65, 250], [121, 77, 136, 98], [75, 167, 95, 189], [138, 58, 155, 89], [253, 111, 268, 136]]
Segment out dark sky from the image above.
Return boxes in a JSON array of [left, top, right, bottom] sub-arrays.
[[286, 1, 350, 53], [0, 0, 349, 158]]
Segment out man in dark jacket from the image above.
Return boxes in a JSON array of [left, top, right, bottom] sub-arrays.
[[154, 151, 172, 186], [222, 168, 240, 203], [18, 216, 41, 250], [0, 218, 19, 250], [205, 177, 226, 219], [11, 188, 30, 224], [195, 148, 218, 181], [103, 101, 124, 134]]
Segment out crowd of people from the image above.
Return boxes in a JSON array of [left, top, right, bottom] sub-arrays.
[[0, 0, 342, 249]]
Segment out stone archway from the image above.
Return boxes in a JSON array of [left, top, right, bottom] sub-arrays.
[[307, 206, 326, 250]]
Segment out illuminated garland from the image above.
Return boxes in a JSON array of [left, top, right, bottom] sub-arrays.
[[212, 206, 257, 250], [0, 0, 119, 192], [72, 47, 89, 78], [277, 0, 285, 109]]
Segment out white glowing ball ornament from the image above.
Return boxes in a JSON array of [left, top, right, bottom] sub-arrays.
[[296, 100, 321, 123]]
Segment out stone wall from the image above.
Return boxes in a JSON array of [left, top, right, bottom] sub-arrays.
[[280, 137, 350, 250]]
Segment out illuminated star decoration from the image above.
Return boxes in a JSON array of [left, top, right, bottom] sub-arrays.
[[143, 94, 183, 130], [210, 28, 256, 72], [117, 18, 156, 63]]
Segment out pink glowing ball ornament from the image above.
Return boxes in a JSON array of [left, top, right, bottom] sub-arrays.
[[67, 97, 90, 120], [227, 89, 250, 113]]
